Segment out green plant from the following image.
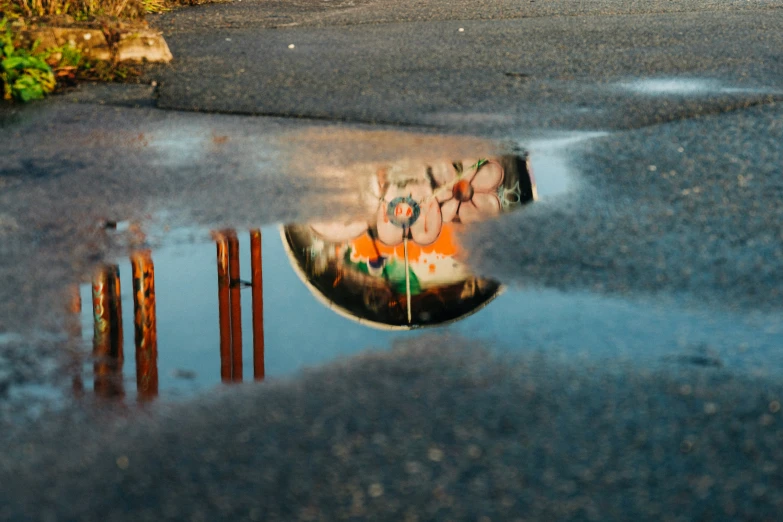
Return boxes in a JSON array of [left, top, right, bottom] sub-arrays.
[[57, 42, 84, 66], [1, 18, 55, 101]]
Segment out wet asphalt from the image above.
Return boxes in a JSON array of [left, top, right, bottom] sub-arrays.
[[1, 0, 783, 520]]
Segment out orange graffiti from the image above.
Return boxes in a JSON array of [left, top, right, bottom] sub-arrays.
[[349, 223, 460, 263]]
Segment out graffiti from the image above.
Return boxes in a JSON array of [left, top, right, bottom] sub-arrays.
[[500, 181, 522, 206], [282, 153, 535, 329]]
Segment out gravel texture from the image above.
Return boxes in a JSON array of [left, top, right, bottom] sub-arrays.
[[2, 342, 783, 521]]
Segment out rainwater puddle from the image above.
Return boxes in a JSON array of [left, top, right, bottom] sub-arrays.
[[617, 78, 780, 96], [73, 153, 537, 399], [56, 141, 783, 404], [72, 222, 783, 402]]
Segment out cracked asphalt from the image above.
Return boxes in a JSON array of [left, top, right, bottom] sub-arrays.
[[1, 0, 783, 519]]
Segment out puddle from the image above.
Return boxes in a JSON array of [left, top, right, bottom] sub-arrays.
[[4, 126, 781, 408], [71, 229, 783, 401], [616, 78, 779, 96], [70, 153, 537, 399], [2, 118, 600, 410], [49, 143, 782, 404], [522, 134, 605, 197]]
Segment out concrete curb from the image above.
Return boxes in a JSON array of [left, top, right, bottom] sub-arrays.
[[16, 26, 173, 63]]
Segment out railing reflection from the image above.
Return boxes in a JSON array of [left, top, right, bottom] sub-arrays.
[[250, 229, 265, 381], [228, 231, 244, 382], [214, 229, 266, 383], [66, 283, 84, 396], [80, 228, 265, 400], [131, 250, 158, 400], [91, 264, 124, 398], [215, 231, 232, 382]]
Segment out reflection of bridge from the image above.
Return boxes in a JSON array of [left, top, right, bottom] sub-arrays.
[[72, 228, 265, 400]]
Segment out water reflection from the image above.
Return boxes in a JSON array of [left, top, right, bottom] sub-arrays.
[[74, 153, 534, 400], [86, 253, 159, 400], [131, 251, 158, 400], [91, 264, 124, 398], [214, 229, 266, 383], [284, 154, 535, 328]]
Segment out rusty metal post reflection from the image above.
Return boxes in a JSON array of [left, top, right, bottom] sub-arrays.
[[250, 229, 265, 381], [92, 265, 124, 398], [215, 232, 232, 382], [227, 231, 243, 382], [131, 250, 158, 400], [66, 284, 83, 338], [67, 284, 84, 393], [66, 284, 84, 396]]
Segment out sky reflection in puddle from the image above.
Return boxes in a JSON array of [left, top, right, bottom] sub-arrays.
[[616, 78, 780, 96]]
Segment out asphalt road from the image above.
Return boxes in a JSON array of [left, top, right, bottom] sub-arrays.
[[1, 0, 783, 520], [149, 4, 783, 133], [4, 342, 783, 521]]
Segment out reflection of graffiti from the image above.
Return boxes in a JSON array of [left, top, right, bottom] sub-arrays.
[[284, 222, 500, 329], [284, 154, 532, 329], [500, 181, 522, 206], [312, 154, 534, 246], [286, 152, 535, 327], [131, 250, 158, 400], [437, 159, 505, 226]]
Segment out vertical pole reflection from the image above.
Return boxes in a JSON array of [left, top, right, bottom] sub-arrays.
[[92, 265, 124, 398], [66, 284, 85, 396], [227, 231, 243, 383], [215, 232, 232, 382], [131, 250, 158, 400], [250, 229, 265, 381]]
